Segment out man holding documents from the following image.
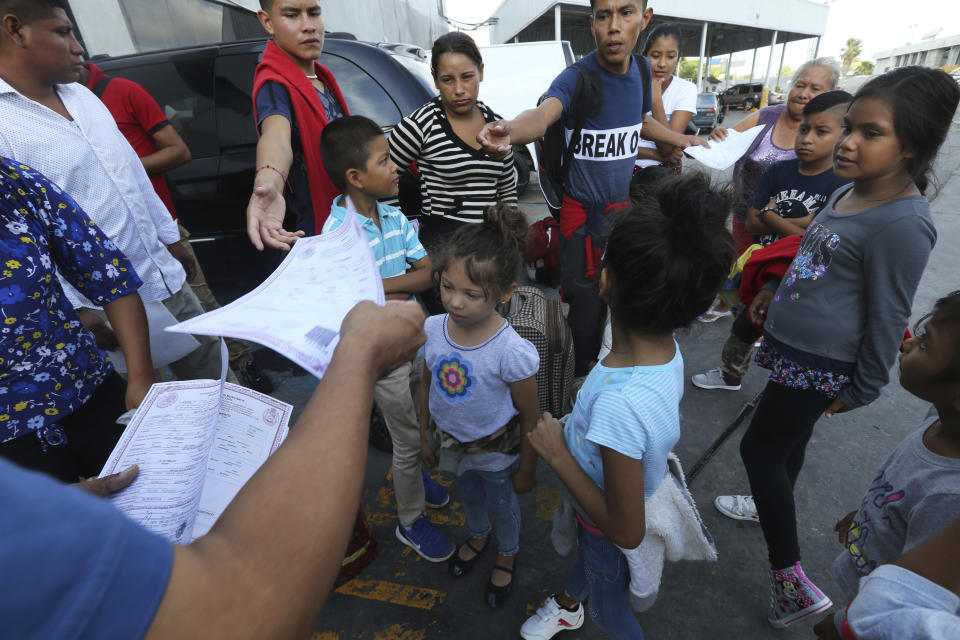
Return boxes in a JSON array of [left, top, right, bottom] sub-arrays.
[[0, 299, 426, 640], [475, 0, 707, 377], [0, 0, 228, 383]]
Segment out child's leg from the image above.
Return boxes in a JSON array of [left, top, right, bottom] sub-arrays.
[[480, 465, 522, 556], [563, 525, 644, 639], [739, 381, 832, 568], [721, 312, 763, 379], [458, 470, 492, 542], [373, 361, 425, 527]]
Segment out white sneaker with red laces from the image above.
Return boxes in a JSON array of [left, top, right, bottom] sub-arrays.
[[714, 494, 759, 522], [520, 595, 585, 640]]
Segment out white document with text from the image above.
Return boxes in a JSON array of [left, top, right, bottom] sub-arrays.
[[165, 212, 384, 379], [684, 124, 766, 171], [99, 380, 291, 544]]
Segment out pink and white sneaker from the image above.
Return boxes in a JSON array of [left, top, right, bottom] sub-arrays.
[[768, 562, 833, 628], [520, 595, 585, 640]]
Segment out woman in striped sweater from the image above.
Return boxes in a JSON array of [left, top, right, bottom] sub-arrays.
[[389, 32, 517, 258]]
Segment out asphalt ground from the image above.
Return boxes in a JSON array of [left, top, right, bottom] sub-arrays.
[[242, 108, 960, 639]]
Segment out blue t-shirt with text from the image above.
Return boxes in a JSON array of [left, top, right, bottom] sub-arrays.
[[545, 52, 653, 210]]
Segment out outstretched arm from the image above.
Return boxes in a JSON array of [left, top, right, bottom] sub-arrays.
[[145, 301, 426, 639], [102, 292, 154, 409], [246, 114, 304, 251], [476, 98, 564, 155]]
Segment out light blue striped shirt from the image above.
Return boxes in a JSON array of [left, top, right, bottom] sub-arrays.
[[563, 345, 683, 498], [321, 195, 426, 279]]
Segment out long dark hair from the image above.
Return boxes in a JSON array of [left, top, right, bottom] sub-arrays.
[[852, 66, 960, 194], [642, 22, 683, 56], [603, 173, 734, 334], [433, 203, 527, 300], [430, 32, 483, 79]]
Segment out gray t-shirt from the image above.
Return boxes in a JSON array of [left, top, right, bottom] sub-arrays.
[[764, 189, 935, 407], [833, 408, 960, 600], [847, 564, 960, 640], [424, 314, 539, 473]]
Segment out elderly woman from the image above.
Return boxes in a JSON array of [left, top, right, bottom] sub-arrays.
[[711, 58, 840, 256]]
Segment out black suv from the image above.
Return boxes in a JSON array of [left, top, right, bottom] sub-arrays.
[[96, 37, 437, 302]]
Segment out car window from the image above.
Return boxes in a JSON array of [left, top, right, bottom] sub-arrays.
[[215, 52, 259, 149], [738, 86, 749, 94], [753, 84, 763, 92], [697, 94, 715, 108], [319, 53, 402, 127], [724, 87, 736, 95], [106, 55, 217, 157]]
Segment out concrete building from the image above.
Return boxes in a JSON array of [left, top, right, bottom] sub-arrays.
[[488, 0, 830, 91], [874, 34, 960, 74], [68, 0, 449, 57]]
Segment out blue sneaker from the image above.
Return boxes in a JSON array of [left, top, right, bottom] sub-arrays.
[[423, 470, 450, 509], [396, 515, 455, 562]]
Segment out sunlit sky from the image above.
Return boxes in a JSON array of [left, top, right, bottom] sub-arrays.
[[445, 0, 960, 69]]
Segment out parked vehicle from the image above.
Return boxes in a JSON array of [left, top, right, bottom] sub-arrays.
[[722, 82, 764, 110], [96, 36, 488, 301], [692, 92, 725, 131]]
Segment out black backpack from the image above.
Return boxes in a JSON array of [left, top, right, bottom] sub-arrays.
[[535, 55, 650, 219]]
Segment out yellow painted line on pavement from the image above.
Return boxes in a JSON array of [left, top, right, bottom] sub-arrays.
[[311, 633, 340, 640], [334, 578, 447, 611], [374, 624, 426, 640]]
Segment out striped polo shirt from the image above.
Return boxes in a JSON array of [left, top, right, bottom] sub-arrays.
[[321, 195, 426, 279]]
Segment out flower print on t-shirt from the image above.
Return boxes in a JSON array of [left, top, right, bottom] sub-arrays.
[[435, 353, 474, 403], [782, 221, 840, 291]]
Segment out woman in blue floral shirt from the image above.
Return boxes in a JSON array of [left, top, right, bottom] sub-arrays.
[[0, 158, 153, 482]]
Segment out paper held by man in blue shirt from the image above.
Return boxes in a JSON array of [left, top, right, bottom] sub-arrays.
[[166, 212, 384, 379]]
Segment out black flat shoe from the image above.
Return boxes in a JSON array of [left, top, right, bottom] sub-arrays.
[[448, 538, 488, 578], [485, 562, 515, 609]]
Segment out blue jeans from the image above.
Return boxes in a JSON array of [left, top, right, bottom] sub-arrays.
[[564, 524, 644, 639], [457, 462, 521, 555]]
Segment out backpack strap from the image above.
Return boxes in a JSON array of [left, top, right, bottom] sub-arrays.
[[91, 76, 112, 99], [559, 65, 603, 187]]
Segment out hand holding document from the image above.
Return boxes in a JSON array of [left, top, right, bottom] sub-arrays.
[[166, 212, 384, 379], [100, 378, 292, 544], [683, 125, 766, 171]]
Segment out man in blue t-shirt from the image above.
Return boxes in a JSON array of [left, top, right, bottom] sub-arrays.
[[478, 0, 707, 375]]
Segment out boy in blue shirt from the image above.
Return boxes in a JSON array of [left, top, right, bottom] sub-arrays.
[[320, 116, 455, 562], [692, 91, 852, 401]]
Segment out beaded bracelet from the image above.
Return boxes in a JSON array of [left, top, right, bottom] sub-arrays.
[[256, 164, 288, 190]]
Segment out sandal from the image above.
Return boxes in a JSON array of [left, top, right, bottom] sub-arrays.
[[485, 561, 515, 609], [448, 538, 489, 578]]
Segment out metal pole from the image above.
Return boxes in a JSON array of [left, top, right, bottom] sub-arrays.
[[554, 4, 561, 41], [764, 30, 778, 87], [697, 21, 708, 91], [724, 53, 732, 89], [775, 42, 787, 90], [749, 45, 758, 83], [814, 36, 821, 58]]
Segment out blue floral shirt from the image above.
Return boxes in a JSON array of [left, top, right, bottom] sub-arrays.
[[0, 158, 142, 445]]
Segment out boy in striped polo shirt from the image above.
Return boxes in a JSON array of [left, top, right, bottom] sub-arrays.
[[320, 116, 456, 563]]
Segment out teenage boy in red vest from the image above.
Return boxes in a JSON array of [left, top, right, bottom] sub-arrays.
[[246, 0, 349, 251]]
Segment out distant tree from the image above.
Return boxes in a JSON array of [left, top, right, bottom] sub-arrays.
[[678, 58, 699, 81], [841, 38, 863, 76], [854, 60, 875, 76]]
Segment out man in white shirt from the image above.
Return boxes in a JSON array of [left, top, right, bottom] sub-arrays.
[[0, 0, 226, 381]]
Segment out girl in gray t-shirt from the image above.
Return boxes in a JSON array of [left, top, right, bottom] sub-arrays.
[[419, 204, 539, 609], [822, 290, 960, 636]]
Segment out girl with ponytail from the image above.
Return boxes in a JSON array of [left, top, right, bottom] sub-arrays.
[[419, 203, 540, 608]]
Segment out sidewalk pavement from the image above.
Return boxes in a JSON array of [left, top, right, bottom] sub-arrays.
[[250, 113, 960, 640]]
